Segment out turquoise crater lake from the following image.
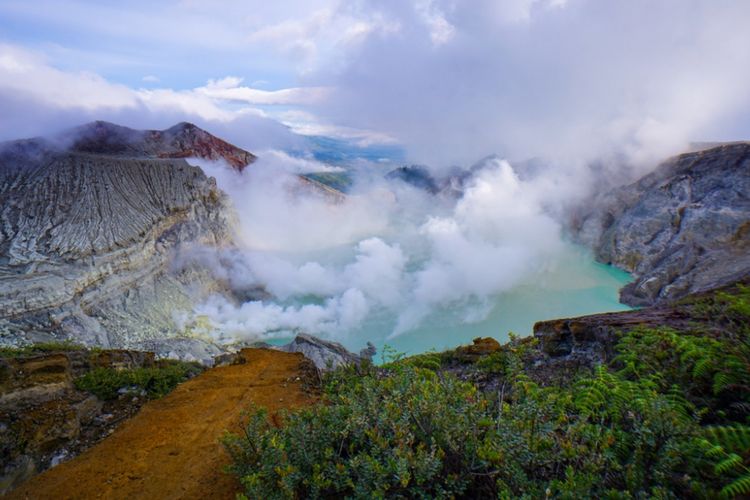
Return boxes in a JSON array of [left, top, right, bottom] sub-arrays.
[[269, 245, 632, 359]]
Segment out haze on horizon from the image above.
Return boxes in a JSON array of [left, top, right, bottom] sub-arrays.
[[1, 0, 749, 171]]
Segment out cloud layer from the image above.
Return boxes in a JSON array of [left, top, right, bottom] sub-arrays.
[[177, 156, 566, 345], [318, 0, 750, 167], [3, 1, 750, 171]]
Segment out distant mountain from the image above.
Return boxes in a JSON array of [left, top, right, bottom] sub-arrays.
[[62, 121, 257, 171], [0, 121, 257, 172]]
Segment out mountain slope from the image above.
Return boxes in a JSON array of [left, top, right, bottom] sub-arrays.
[[575, 142, 750, 305], [6, 348, 316, 500], [0, 123, 251, 360], [62, 121, 256, 171]]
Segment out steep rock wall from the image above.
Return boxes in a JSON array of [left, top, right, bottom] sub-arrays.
[[574, 143, 750, 306], [0, 127, 244, 360]]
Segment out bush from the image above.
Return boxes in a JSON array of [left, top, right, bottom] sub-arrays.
[[224, 287, 750, 498], [74, 360, 202, 400], [224, 365, 714, 498], [0, 340, 85, 358], [224, 366, 495, 499]]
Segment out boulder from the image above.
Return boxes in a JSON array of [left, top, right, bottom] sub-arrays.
[[279, 334, 368, 371]]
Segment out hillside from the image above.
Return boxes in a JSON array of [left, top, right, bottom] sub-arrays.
[[6, 348, 316, 499], [0, 122, 255, 361], [575, 142, 750, 306]]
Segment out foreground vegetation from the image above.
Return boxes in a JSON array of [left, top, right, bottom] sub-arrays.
[[224, 285, 750, 498], [0, 340, 86, 358], [0, 340, 202, 400], [74, 360, 203, 400]]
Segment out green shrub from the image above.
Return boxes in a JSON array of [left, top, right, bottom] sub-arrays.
[[224, 366, 493, 499], [224, 287, 750, 498], [74, 360, 202, 400], [615, 327, 750, 422], [0, 340, 85, 358], [224, 363, 716, 498], [703, 425, 750, 497]]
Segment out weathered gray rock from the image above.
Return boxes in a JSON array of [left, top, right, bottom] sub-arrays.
[[0, 122, 249, 355], [574, 143, 750, 306], [279, 334, 369, 370], [137, 337, 225, 366]]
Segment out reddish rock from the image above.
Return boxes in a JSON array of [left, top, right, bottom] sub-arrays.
[[65, 121, 256, 171], [455, 337, 501, 361]]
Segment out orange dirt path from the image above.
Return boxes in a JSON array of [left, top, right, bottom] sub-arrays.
[[8, 348, 317, 500]]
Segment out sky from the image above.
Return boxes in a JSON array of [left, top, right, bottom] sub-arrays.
[[1, 0, 750, 167], [3, 0, 750, 346]]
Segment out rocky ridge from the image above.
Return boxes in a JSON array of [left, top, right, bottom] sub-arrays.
[[278, 333, 375, 370], [61, 121, 256, 171], [0, 122, 254, 360], [574, 142, 750, 305]]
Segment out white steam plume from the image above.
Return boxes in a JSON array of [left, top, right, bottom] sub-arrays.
[[178, 155, 567, 346]]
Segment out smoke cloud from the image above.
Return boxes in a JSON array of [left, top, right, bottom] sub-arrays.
[[176, 155, 568, 346]]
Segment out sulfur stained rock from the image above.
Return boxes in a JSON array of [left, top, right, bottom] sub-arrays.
[[0, 348, 154, 495], [454, 337, 501, 362]]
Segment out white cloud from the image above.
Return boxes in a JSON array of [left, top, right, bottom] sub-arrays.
[[276, 109, 398, 146], [415, 0, 455, 45], [0, 44, 137, 111], [318, 0, 750, 169], [0, 43, 353, 144], [198, 76, 331, 105]]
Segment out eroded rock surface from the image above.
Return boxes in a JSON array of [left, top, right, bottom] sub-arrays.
[[574, 143, 750, 305], [279, 334, 371, 370], [0, 122, 253, 358]]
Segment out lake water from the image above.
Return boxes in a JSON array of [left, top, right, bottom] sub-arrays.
[[268, 245, 632, 359]]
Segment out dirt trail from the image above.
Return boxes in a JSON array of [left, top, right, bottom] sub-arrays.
[[8, 348, 317, 500]]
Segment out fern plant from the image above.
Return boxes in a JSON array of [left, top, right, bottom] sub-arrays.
[[704, 425, 750, 498]]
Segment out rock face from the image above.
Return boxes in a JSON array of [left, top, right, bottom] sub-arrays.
[[0, 122, 254, 360], [0, 349, 157, 494], [574, 143, 750, 306], [279, 334, 371, 370]]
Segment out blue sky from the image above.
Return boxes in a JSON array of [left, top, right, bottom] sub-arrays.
[[1, 0, 749, 166], [0, 1, 305, 89]]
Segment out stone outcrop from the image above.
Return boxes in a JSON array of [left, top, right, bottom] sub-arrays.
[[279, 334, 373, 370], [530, 278, 749, 382], [574, 143, 750, 306], [0, 122, 254, 360], [0, 349, 158, 494], [454, 337, 501, 362]]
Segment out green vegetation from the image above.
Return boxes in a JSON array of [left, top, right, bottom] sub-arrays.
[[74, 360, 203, 400], [222, 285, 750, 498], [301, 172, 353, 192], [0, 340, 86, 358]]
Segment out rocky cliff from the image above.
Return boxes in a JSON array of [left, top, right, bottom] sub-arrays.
[[0, 347, 162, 494], [0, 122, 254, 360], [574, 143, 750, 306]]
